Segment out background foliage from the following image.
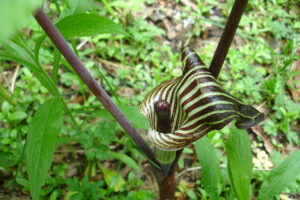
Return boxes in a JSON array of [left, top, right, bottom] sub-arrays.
[[0, 0, 299, 199]]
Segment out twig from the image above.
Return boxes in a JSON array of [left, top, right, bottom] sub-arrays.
[[10, 65, 20, 93], [176, 165, 272, 179], [76, 40, 88, 50], [209, 0, 248, 78], [97, 57, 129, 69], [33, 8, 160, 168]]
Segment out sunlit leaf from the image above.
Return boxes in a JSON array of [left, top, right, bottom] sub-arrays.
[[225, 126, 253, 200], [98, 163, 125, 192], [8, 111, 27, 122], [56, 13, 129, 37], [258, 150, 300, 200], [110, 152, 140, 170], [62, 0, 93, 17], [26, 97, 63, 200], [195, 136, 221, 200]]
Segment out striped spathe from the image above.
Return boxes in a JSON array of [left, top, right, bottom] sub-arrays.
[[140, 47, 264, 151]]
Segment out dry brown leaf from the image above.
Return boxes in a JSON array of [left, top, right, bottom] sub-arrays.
[[132, 4, 154, 19], [251, 125, 275, 153], [117, 86, 136, 97], [66, 163, 78, 178], [180, 0, 198, 11], [163, 18, 176, 39], [67, 95, 84, 104]]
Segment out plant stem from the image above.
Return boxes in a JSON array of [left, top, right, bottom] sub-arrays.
[[209, 0, 248, 78], [101, 0, 116, 18], [152, 100, 182, 200], [33, 8, 160, 168], [159, 150, 183, 200]]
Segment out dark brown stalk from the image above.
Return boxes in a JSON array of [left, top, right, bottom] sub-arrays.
[[33, 8, 160, 167], [153, 100, 182, 200], [157, 150, 183, 200], [209, 0, 248, 78]]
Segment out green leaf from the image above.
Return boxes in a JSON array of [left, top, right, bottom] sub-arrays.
[[52, 48, 61, 84], [0, 152, 17, 168], [1, 101, 10, 114], [98, 163, 125, 192], [34, 34, 47, 63], [56, 13, 129, 37], [26, 98, 63, 200], [16, 177, 29, 187], [195, 136, 221, 200], [8, 111, 27, 121], [110, 0, 145, 11], [258, 150, 300, 200], [0, 35, 36, 68], [0, 0, 43, 41], [110, 152, 140, 170], [225, 126, 253, 200], [62, 0, 93, 17]]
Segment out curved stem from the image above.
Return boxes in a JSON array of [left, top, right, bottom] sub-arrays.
[[33, 8, 160, 168]]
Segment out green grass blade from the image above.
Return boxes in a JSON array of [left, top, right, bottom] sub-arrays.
[[195, 136, 221, 200], [56, 13, 129, 37], [225, 126, 253, 200], [26, 97, 63, 200], [94, 66, 121, 104], [34, 34, 46, 63], [110, 152, 140, 170], [258, 150, 300, 200], [52, 47, 61, 84]]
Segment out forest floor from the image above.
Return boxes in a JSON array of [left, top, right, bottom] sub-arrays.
[[0, 0, 299, 199]]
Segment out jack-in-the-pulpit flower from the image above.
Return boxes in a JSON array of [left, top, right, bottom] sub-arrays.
[[140, 47, 264, 151]]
